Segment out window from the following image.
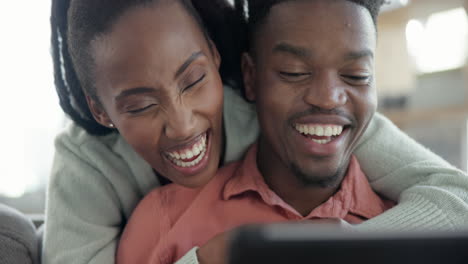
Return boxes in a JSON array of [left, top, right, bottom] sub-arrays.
[[0, 1, 63, 213], [406, 8, 468, 74]]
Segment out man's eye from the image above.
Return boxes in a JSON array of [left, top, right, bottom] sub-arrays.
[[183, 74, 206, 92], [342, 75, 371, 85], [127, 104, 156, 114], [279, 71, 311, 82]]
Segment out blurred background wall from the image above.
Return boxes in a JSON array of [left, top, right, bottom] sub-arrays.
[[376, 0, 468, 171], [1, 0, 467, 217]]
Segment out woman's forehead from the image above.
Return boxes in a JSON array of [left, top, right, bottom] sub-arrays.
[[92, 3, 208, 68], [90, 2, 211, 93]]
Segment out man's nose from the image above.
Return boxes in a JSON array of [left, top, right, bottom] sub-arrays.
[[303, 71, 347, 110]]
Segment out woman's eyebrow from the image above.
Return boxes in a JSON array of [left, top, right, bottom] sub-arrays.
[[174, 51, 204, 79], [115, 87, 154, 102]]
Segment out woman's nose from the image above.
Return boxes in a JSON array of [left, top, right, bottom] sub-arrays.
[[164, 105, 197, 140]]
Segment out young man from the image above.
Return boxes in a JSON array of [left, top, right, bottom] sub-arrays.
[[116, 0, 446, 263]]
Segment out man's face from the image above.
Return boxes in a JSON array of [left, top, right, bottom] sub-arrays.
[[245, 0, 377, 187]]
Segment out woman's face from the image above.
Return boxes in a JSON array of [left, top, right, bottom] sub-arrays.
[[88, 1, 224, 188]]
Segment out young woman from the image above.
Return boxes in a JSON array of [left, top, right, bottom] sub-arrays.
[[44, 0, 468, 263]]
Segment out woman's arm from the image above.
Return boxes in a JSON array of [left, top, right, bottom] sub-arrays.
[[354, 113, 468, 230], [43, 142, 123, 264], [42, 125, 157, 264]]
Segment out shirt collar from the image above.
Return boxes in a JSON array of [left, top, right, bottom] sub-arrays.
[[222, 144, 271, 202], [222, 143, 387, 220]]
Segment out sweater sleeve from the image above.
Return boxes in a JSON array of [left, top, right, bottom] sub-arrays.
[[42, 137, 124, 264], [354, 112, 468, 230], [174, 247, 199, 264]]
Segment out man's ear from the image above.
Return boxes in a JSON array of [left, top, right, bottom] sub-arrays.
[[241, 52, 256, 101], [85, 95, 114, 128]]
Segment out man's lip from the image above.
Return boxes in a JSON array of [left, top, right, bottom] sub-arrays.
[[291, 114, 352, 127], [293, 125, 350, 156], [163, 131, 208, 153]]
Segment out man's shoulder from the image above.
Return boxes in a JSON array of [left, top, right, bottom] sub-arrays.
[[148, 161, 242, 204], [145, 183, 199, 206], [142, 161, 243, 219], [137, 183, 202, 230]]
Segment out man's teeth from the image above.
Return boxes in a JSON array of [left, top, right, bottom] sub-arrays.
[[166, 135, 207, 168], [311, 138, 333, 145], [294, 124, 343, 137]]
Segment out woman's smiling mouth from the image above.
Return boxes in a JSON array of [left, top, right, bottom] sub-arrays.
[[165, 132, 209, 169]]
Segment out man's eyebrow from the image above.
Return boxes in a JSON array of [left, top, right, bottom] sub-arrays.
[[344, 49, 374, 61], [175, 51, 204, 79], [115, 87, 154, 101], [273, 42, 312, 59]]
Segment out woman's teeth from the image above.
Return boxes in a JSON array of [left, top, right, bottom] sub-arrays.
[[294, 124, 344, 145], [166, 134, 207, 168]]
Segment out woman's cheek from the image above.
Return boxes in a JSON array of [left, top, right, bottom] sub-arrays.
[[119, 116, 163, 156]]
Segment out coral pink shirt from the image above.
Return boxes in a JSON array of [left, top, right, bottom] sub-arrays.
[[117, 144, 393, 264]]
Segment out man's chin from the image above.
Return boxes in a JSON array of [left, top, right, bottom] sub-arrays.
[[291, 164, 344, 188]]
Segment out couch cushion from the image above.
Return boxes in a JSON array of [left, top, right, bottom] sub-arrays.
[[0, 204, 39, 264]]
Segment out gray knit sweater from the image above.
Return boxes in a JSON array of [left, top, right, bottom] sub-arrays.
[[42, 86, 468, 264]]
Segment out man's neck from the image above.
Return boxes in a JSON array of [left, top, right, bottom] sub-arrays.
[[256, 138, 340, 217]]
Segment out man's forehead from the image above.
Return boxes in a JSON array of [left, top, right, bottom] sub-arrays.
[[254, 0, 376, 55], [272, 41, 374, 62], [260, 0, 374, 35]]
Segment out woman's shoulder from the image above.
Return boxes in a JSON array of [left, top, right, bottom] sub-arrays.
[[222, 85, 260, 163], [54, 121, 142, 167], [51, 122, 130, 185], [223, 85, 255, 115], [53, 121, 157, 189], [55, 121, 120, 151]]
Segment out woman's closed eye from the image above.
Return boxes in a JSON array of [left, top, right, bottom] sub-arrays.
[[183, 73, 206, 92], [126, 103, 158, 114]]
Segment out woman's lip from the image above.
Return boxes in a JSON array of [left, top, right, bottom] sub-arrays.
[[163, 131, 207, 153]]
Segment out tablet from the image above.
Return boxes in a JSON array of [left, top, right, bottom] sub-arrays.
[[228, 223, 468, 264]]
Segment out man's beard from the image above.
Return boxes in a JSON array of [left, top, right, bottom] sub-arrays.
[[290, 162, 348, 188]]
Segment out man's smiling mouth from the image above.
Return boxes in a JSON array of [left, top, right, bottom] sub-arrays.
[[294, 124, 345, 144]]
